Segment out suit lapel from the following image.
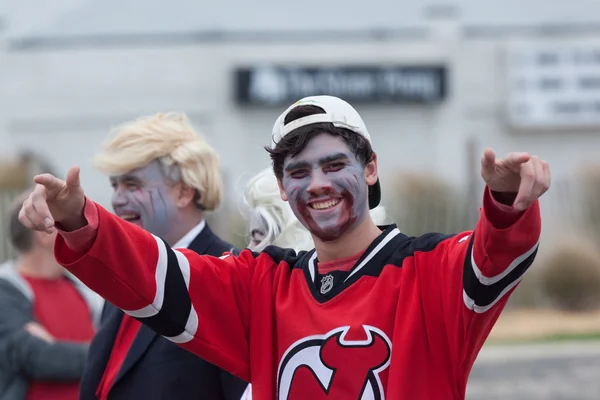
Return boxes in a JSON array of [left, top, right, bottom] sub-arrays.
[[110, 223, 220, 388], [187, 224, 218, 255], [80, 303, 123, 400], [112, 322, 159, 386]]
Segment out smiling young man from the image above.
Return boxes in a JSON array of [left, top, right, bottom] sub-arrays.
[[20, 96, 550, 399], [76, 112, 247, 400]]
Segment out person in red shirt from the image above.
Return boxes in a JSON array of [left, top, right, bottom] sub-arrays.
[[19, 95, 551, 399], [240, 167, 388, 400], [0, 191, 100, 400]]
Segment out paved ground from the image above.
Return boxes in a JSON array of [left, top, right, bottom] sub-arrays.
[[466, 341, 600, 399]]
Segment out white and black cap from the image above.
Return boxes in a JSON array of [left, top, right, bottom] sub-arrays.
[[271, 95, 381, 209]]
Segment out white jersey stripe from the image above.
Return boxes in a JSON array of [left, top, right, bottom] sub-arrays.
[[123, 234, 169, 318]]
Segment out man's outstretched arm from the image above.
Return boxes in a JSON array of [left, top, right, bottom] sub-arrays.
[[435, 187, 541, 351], [19, 167, 255, 381], [417, 149, 549, 387], [456, 149, 549, 326]]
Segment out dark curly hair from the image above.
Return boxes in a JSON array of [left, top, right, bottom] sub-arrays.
[[264, 105, 374, 180]]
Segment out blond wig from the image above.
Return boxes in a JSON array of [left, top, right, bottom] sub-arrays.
[[94, 112, 223, 210]]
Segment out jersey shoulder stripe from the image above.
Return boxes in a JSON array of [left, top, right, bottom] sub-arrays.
[[384, 231, 456, 271], [260, 246, 312, 270]]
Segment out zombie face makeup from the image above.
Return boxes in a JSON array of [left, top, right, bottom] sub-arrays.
[[248, 212, 268, 250], [110, 161, 179, 239], [281, 134, 369, 241]]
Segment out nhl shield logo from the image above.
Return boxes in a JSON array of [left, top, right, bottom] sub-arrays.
[[320, 274, 334, 294]]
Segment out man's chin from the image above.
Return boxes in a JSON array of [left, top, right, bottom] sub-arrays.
[[311, 225, 349, 242]]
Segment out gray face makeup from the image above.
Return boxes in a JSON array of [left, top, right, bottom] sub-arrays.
[[248, 212, 268, 250], [281, 133, 369, 242], [110, 160, 179, 239]]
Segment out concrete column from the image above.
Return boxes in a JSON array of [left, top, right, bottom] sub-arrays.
[[0, 18, 17, 160]]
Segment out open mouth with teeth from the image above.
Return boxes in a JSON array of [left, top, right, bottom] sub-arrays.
[[309, 198, 341, 211], [119, 213, 141, 223]]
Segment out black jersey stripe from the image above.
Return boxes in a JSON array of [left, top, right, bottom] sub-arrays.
[[462, 233, 539, 313], [343, 228, 401, 282], [309, 225, 402, 284], [299, 226, 456, 304], [124, 236, 193, 339]]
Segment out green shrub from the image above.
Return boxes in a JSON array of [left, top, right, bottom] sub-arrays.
[[538, 236, 600, 312], [385, 172, 474, 236], [505, 267, 542, 309]]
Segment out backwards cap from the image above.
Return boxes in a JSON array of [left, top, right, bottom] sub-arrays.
[[270, 95, 381, 209]]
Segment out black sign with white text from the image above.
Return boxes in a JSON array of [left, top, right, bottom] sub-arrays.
[[234, 65, 447, 106]]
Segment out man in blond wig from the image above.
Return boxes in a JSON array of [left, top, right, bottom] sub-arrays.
[[79, 112, 247, 400]]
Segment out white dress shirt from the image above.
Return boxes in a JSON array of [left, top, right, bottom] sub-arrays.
[[172, 219, 206, 249]]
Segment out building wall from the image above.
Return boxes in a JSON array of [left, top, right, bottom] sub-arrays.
[[1, 28, 599, 223]]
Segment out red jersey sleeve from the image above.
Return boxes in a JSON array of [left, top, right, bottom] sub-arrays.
[[417, 186, 541, 375], [54, 202, 256, 381]]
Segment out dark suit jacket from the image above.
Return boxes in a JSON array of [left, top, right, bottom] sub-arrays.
[[80, 223, 248, 400]]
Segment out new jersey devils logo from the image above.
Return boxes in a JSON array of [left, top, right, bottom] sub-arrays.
[[277, 325, 392, 399]]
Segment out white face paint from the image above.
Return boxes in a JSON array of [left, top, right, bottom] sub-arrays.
[[109, 161, 179, 239], [281, 134, 369, 242], [248, 212, 268, 250]]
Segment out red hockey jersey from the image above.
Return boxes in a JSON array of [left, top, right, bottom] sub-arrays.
[[55, 188, 541, 399]]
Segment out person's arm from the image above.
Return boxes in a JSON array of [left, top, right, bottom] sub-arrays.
[[0, 284, 89, 381], [54, 199, 257, 381], [419, 187, 541, 367], [8, 331, 89, 381]]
